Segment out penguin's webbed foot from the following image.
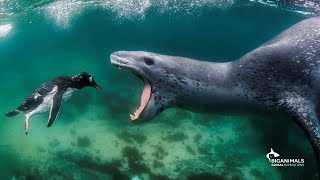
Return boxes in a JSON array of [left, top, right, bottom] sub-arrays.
[[25, 115, 29, 135]]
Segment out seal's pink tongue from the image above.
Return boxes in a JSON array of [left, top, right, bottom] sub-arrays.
[[130, 82, 151, 121], [141, 82, 151, 108]]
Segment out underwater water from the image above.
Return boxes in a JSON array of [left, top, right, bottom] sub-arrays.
[[0, 0, 319, 179]]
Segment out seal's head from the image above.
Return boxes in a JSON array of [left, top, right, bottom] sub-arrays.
[[111, 51, 180, 124]]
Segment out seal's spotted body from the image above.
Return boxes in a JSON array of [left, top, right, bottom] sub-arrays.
[[111, 17, 320, 172]]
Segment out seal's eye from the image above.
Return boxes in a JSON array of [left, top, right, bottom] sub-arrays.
[[144, 58, 154, 66]]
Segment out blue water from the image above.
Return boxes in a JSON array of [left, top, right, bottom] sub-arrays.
[[0, 0, 318, 179]]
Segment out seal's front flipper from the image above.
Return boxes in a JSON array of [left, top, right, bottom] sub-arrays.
[[283, 95, 320, 170], [47, 89, 64, 128]]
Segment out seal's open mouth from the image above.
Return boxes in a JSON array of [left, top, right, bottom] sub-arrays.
[[130, 78, 151, 121], [111, 57, 152, 122]]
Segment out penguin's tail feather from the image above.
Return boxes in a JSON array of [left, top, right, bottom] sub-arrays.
[[5, 110, 20, 117]]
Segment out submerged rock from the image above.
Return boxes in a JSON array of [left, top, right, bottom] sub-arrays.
[[48, 139, 60, 148], [250, 169, 265, 180], [76, 136, 91, 148], [163, 132, 188, 143], [193, 134, 202, 144], [186, 145, 196, 155], [152, 160, 164, 169], [56, 151, 128, 179], [11, 168, 41, 180], [117, 131, 147, 144], [122, 146, 149, 174], [187, 173, 224, 180], [152, 145, 168, 160]]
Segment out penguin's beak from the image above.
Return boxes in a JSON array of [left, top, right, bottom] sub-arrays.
[[94, 85, 101, 90], [91, 80, 101, 90]]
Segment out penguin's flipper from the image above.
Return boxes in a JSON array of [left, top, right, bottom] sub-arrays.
[[47, 89, 65, 128]]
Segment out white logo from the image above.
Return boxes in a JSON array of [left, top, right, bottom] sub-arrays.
[[266, 148, 304, 167], [266, 148, 280, 162]]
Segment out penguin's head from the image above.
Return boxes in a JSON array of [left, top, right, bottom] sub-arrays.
[[73, 72, 101, 90]]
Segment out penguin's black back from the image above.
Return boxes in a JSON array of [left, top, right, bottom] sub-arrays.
[[17, 76, 73, 113]]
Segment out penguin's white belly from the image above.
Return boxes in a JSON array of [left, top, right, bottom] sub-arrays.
[[62, 88, 77, 101], [26, 87, 76, 117], [27, 86, 58, 117]]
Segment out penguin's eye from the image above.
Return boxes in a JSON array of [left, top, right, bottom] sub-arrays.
[[89, 76, 93, 82], [144, 58, 154, 66]]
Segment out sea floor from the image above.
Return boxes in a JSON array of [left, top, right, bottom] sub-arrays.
[[1, 87, 316, 179]]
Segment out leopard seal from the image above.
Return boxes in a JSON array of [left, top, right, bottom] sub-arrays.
[[110, 16, 320, 172]]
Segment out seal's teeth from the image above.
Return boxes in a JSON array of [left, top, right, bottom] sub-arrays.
[[130, 113, 137, 121], [130, 103, 145, 121]]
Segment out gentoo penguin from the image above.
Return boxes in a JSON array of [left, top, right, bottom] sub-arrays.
[[5, 72, 101, 134]]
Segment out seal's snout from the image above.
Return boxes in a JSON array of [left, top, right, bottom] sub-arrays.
[[110, 51, 122, 58], [110, 51, 135, 67], [110, 51, 130, 60], [110, 51, 121, 62]]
